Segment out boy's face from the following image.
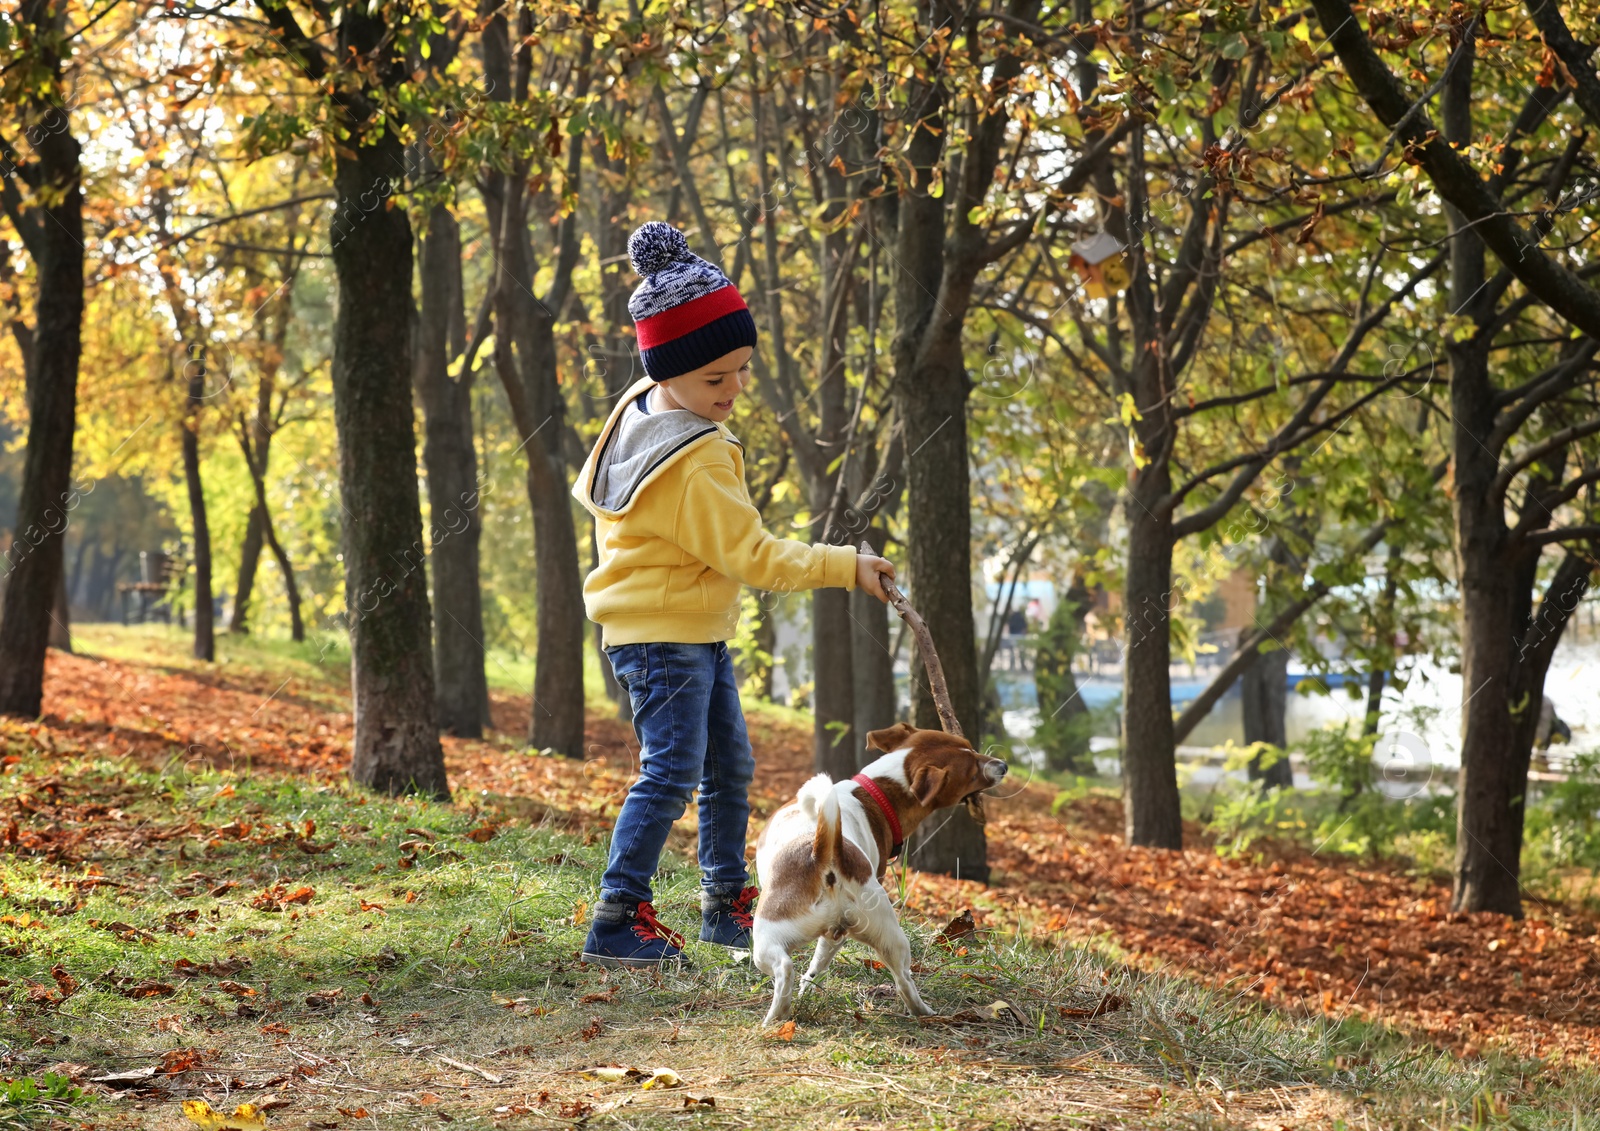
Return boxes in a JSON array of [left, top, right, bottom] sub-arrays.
[[656, 346, 753, 422]]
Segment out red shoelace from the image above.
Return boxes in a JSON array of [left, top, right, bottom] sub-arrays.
[[726, 886, 760, 930], [631, 902, 685, 949]]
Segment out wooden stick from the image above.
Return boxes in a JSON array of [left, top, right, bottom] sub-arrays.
[[438, 1054, 503, 1084], [862, 542, 963, 737]]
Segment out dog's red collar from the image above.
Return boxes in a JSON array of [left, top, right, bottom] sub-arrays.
[[851, 773, 904, 857]]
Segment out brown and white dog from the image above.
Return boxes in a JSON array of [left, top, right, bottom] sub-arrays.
[[750, 722, 1008, 1026]]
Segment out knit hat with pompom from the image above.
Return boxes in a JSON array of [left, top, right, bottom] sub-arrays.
[[627, 222, 757, 381]]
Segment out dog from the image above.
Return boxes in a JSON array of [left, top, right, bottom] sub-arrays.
[[750, 721, 1008, 1026]]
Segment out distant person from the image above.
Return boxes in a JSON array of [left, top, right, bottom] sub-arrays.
[[1536, 695, 1572, 748], [571, 222, 897, 968]]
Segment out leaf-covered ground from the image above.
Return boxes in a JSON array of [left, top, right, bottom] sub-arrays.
[[1, 625, 1597, 1129]]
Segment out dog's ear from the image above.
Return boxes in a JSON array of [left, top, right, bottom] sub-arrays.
[[910, 764, 948, 808], [866, 721, 916, 753]]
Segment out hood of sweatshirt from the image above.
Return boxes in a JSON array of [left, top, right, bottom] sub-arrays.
[[573, 376, 740, 519]]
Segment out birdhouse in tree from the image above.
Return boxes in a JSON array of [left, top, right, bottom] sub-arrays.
[[1069, 231, 1128, 299]]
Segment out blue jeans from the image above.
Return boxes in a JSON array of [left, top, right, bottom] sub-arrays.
[[599, 641, 755, 905]]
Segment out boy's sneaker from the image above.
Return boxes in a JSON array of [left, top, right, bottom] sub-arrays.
[[700, 886, 759, 949], [581, 901, 688, 969]]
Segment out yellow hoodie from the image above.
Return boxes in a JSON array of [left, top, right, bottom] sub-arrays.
[[572, 377, 858, 647]]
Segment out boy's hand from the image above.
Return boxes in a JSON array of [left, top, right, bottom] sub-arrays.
[[856, 554, 896, 603]]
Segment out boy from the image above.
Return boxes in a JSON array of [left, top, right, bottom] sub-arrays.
[[572, 222, 896, 968]]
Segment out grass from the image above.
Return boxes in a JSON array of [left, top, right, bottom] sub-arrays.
[[2, 626, 1600, 1128]]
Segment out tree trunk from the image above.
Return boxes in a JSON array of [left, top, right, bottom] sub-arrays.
[[812, 586, 857, 778], [88, 544, 122, 620], [66, 535, 87, 605], [415, 200, 490, 738], [483, 187, 586, 757], [900, 348, 986, 881], [1438, 37, 1520, 913], [236, 421, 305, 643], [851, 524, 897, 768], [1452, 529, 1524, 915], [0, 27, 83, 718], [809, 175, 857, 777], [885, 62, 986, 881], [1447, 316, 1526, 913], [1121, 487, 1183, 849], [260, 499, 305, 643], [231, 258, 296, 637], [181, 365, 215, 663], [481, 6, 586, 759], [593, 138, 638, 399], [328, 6, 448, 800], [1034, 586, 1094, 775], [230, 505, 265, 634], [1363, 543, 1402, 736], [511, 271, 586, 758], [1240, 639, 1292, 787], [48, 555, 71, 653]]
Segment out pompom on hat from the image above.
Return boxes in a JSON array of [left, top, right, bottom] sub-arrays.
[[627, 222, 758, 381]]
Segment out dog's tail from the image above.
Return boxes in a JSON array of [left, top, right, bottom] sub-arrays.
[[800, 773, 844, 875]]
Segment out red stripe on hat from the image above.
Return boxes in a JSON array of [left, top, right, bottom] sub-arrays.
[[634, 285, 749, 349]]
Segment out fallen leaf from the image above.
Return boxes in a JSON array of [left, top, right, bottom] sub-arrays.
[[683, 1093, 715, 1108], [89, 1066, 159, 1089], [118, 979, 176, 998], [933, 909, 977, 948], [336, 1108, 369, 1119], [641, 1068, 681, 1089], [306, 988, 345, 1009], [921, 999, 1026, 1026], [49, 964, 79, 998], [161, 1047, 206, 1074], [558, 1100, 593, 1118], [182, 1100, 267, 1131], [1088, 993, 1128, 1018], [465, 825, 497, 843], [251, 884, 315, 912], [417, 1093, 441, 1105], [767, 1020, 796, 1041]]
